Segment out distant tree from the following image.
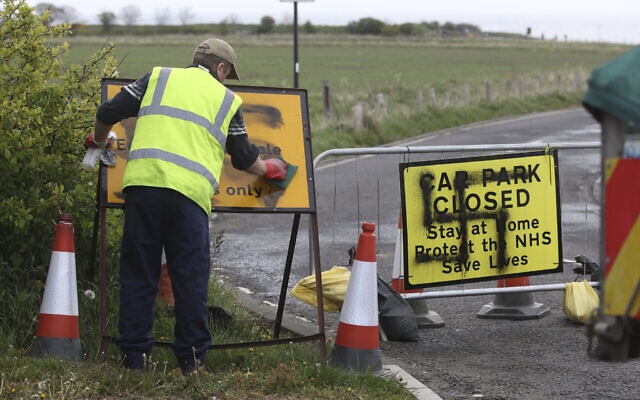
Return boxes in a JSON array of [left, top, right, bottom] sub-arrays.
[[38, 5, 80, 24], [120, 5, 141, 27], [421, 20, 440, 33], [178, 7, 195, 26], [398, 22, 415, 36], [346, 17, 385, 35], [98, 11, 116, 32], [457, 23, 481, 34], [302, 20, 316, 34], [381, 24, 399, 36], [438, 22, 481, 37], [256, 15, 275, 34], [442, 21, 456, 32], [34, 2, 65, 26], [154, 7, 171, 26], [60, 7, 80, 24], [219, 19, 230, 35]]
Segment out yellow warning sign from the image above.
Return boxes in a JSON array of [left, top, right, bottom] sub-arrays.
[[100, 79, 315, 213], [399, 150, 562, 288]]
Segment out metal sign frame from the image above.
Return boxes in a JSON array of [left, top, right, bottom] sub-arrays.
[[399, 149, 563, 289]]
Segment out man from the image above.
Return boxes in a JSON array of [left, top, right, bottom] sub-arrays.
[[85, 37, 287, 373]]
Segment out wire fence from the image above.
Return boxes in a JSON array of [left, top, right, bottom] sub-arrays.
[[320, 68, 590, 132]]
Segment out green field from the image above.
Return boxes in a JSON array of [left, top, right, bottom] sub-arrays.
[[60, 34, 631, 155], [62, 34, 630, 91]]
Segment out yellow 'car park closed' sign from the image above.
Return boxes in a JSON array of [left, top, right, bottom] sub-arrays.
[[399, 150, 562, 288], [100, 79, 315, 213]]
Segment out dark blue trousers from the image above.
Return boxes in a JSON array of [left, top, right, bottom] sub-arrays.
[[116, 186, 212, 369]]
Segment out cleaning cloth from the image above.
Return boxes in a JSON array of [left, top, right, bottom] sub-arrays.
[[269, 157, 297, 189]]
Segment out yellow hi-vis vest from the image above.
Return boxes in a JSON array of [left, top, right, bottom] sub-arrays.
[[122, 66, 242, 214]]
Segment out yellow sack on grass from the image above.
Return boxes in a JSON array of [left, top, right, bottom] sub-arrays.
[[563, 280, 599, 324], [291, 266, 350, 313]]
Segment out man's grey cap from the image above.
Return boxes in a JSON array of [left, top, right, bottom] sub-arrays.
[[194, 38, 240, 80]]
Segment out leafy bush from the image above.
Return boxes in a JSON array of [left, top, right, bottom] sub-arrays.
[[256, 16, 275, 34], [0, 0, 120, 346], [346, 17, 385, 35]]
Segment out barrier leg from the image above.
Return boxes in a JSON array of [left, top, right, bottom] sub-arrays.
[[476, 277, 550, 320]]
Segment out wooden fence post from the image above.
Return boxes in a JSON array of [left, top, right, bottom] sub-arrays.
[[556, 74, 563, 92], [538, 76, 544, 94], [352, 103, 364, 132], [518, 78, 523, 98], [428, 87, 437, 107], [575, 71, 586, 92], [463, 83, 470, 105], [322, 79, 330, 117], [485, 80, 492, 102], [376, 93, 387, 115]]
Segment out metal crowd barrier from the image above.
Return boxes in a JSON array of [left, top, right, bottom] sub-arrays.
[[311, 141, 602, 298]]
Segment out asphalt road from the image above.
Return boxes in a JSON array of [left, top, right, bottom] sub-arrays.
[[212, 108, 640, 400]]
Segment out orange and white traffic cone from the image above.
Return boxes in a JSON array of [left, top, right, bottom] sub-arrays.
[[31, 213, 82, 359], [329, 222, 382, 372], [391, 212, 444, 328], [476, 276, 550, 320], [158, 249, 174, 306], [391, 213, 422, 294]]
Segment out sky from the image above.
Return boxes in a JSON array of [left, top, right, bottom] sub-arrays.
[[27, 0, 640, 44]]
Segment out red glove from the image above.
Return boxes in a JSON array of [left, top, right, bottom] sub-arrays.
[[263, 158, 287, 181], [83, 132, 112, 149]]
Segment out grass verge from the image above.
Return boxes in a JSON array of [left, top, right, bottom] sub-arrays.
[[0, 273, 411, 400]]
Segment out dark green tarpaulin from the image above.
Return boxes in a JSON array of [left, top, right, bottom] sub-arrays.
[[583, 46, 640, 127]]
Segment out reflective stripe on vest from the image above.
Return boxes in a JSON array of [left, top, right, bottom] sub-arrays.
[[127, 148, 217, 189], [136, 67, 235, 166]]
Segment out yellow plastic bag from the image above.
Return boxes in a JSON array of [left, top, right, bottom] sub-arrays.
[[291, 266, 350, 313], [563, 280, 599, 324]]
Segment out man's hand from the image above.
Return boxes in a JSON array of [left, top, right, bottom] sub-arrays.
[[263, 158, 287, 181], [83, 132, 112, 149]]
